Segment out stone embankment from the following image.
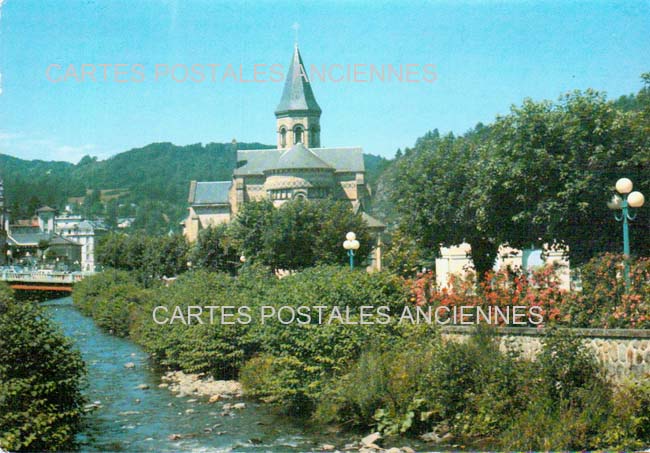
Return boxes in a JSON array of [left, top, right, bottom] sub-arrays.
[[441, 326, 650, 381]]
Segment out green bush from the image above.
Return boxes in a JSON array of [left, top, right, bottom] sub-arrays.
[[72, 262, 650, 450], [130, 269, 272, 378], [73, 269, 138, 316], [0, 290, 86, 451], [241, 266, 409, 414]]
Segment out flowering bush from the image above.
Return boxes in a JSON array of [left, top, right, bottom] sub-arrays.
[[406, 264, 568, 326], [406, 253, 650, 329], [561, 253, 650, 328]]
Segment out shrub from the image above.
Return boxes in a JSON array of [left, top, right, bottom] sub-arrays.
[[407, 264, 568, 327], [0, 291, 86, 451], [130, 269, 273, 378], [500, 329, 612, 450], [241, 266, 409, 414], [561, 253, 650, 328], [73, 269, 139, 316]]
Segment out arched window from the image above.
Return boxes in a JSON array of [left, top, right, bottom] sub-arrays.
[[293, 125, 304, 144], [280, 127, 287, 147]]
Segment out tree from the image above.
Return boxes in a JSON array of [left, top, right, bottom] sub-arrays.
[[0, 287, 86, 451], [232, 199, 372, 271], [189, 224, 240, 274], [484, 90, 650, 264], [389, 80, 650, 277], [388, 129, 500, 279]]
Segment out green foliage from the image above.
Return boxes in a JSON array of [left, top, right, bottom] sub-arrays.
[[97, 233, 188, 284], [386, 77, 650, 276], [189, 224, 241, 274], [240, 266, 408, 414], [73, 269, 139, 315], [130, 270, 267, 378], [232, 199, 373, 271], [561, 253, 650, 328], [0, 288, 86, 451]]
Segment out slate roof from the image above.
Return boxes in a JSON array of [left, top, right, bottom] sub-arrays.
[[49, 235, 81, 247], [235, 146, 364, 176], [189, 181, 231, 205], [7, 229, 51, 246], [275, 44, 321, 116], [270, 143, 333, 171]]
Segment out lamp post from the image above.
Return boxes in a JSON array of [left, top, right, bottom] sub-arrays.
[[343, 231, 360, 270], [608, 177, 645, 293]]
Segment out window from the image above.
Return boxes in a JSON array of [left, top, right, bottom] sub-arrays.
[[293, 125, 303, 144], [280, 127, 287, 147]]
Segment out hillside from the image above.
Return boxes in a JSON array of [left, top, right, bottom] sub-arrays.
[[0, 143, 392, 233]]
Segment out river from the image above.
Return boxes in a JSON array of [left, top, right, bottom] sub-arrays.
[[43, 297, 373, 452]]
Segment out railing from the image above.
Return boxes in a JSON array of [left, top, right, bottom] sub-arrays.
[[0, 270, 93, 284]]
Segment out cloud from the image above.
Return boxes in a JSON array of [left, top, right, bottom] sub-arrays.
[[0, 130, 110, 163], [53, 144, 98, 163]]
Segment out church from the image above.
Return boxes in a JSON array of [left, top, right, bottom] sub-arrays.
[[183, 45, 385, 268]]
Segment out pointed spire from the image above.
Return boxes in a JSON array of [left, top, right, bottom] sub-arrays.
[[275, 45, 321, 116]]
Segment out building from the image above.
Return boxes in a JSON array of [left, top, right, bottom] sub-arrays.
[[54, 214, 104, 272], [435, 243, 572, 290], [183, 44, 385, 268], [4, 205, 103, 272]]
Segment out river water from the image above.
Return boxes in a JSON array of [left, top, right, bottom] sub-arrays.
[[43, 297, 373, 452]]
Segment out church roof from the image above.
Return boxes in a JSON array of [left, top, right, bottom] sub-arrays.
[[189, 181, 231, 206], [269, 143, 332, 171], [235, 146, 365, 176], [275, 44, 321, 116]]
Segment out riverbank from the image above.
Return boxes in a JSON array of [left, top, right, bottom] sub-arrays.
[[45, 297, 427, 452], [71, 268, 650, 451]]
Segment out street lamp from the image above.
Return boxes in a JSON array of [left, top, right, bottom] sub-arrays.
[[609, 177, 645, 292], [343, 231, 360, 270]]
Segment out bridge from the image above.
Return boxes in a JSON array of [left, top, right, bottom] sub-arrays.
[[0, 270, 92, 293]]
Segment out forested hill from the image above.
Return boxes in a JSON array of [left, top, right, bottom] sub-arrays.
[[0, 142, 391, 233]]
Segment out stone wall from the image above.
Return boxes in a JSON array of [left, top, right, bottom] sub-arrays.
[[440, 326, 650, 382]]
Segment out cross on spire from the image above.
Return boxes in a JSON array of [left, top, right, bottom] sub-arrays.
[[292, 22, 300, 44]]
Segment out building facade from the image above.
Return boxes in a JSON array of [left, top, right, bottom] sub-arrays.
[[183, 45, 384, 269]]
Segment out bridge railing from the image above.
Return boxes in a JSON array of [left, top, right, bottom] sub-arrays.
[[0, 270, 93, 284]]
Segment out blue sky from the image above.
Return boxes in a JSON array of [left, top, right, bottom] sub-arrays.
[[0, 0, 648, 162]]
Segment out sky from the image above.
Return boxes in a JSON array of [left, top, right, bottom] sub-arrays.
[[0, 0, 649, 163]]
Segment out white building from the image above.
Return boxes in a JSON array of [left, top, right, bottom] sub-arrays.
[[53, 214, 99, 272], [435, 243, 571, 291]]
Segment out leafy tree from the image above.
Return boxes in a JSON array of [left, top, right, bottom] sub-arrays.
[[230, 199, 275, 262], [189, 224, 240, 274], [0, 287, 86, 451], [388, 78, 650, 277], [233, 199, 373, 271], [388, 129, 499, 278]]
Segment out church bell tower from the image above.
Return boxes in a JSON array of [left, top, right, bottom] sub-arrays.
[[275, 44, 322, 149]]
